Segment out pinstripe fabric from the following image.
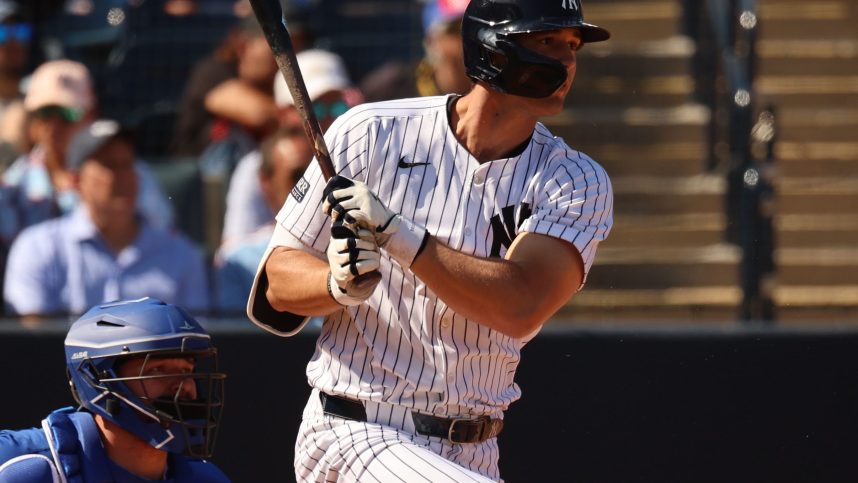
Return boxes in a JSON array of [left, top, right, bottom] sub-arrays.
[[275, 95, 613, 481]]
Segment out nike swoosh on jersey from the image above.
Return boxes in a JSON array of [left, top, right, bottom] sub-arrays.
[[398, 156, 430, 168]]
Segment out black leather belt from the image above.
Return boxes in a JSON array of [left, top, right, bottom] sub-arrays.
[[319, 392, 504, 444]]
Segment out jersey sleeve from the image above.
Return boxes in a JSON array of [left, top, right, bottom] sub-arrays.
[[244, 113, 371, 335], [519, 149, 614, 286], [273, 112, 371, 252]]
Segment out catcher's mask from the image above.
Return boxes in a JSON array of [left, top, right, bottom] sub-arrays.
[[65, 298, 226, 458], [462, 0, 610, 98]]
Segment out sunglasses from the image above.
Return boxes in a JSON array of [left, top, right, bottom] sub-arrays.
[[313, 100, 348, 120], [32, 105, 84, 123], [0, 23, 32, 44]]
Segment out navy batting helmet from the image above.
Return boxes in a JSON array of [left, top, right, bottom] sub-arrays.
[[462, 0, 610, 98], [65, 298, 226, 458]]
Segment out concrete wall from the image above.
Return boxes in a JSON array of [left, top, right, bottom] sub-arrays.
[[1, 325, 855, 482]]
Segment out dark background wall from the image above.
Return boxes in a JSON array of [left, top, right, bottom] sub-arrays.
[[1, 326, 857, 482]]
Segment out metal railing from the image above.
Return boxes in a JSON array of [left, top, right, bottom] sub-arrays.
[[695, 0, 777, 322]]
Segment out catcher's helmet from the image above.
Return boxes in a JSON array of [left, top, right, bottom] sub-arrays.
[[65, 298, 226, 458], [462, 0, 610, 98]]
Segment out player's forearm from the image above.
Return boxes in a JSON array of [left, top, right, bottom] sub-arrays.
[[264, 247, 342, 316], [411, 235, 581, 339], [204, 79, 277, 130]]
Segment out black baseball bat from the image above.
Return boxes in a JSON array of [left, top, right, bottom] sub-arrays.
[[248, 0, 334, 179], [248, 0, 381, 289]]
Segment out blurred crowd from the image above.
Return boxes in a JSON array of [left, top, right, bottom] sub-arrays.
[[0, 0, 471, 319]]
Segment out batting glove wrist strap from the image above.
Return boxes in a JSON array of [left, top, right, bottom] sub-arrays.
[[383, 215, 428, 269], [328, 271, 372, 306]]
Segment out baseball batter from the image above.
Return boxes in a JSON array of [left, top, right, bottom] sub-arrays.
[[247, 1, 613, 481]]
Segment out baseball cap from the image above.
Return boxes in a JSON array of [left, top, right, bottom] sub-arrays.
[[24, 60, 95, 118], [273, 49, 351, 107], [66, 119, 129, 171]]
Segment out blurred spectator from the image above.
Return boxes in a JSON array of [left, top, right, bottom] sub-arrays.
[[3, 120, 209, 317], [1, 60, 174, 237], [220, 48, 358, 248], [360, 0, 470, 102], [171, 3, 316, 158], [417, 0, 471, 96], [203, 20, 279, 147], [272, 49, 361, 134], [192, 19, 280, 254], [0, 183, 13, 315], [215, 126, 312, 313], [0, 0, 32, 170], [170, 17, 258, 157]]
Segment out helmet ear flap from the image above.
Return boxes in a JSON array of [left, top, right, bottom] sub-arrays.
[[66, 367, 84, 407]]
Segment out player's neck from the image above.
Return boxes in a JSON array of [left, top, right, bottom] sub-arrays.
[[94, 414, 168, 480], [453, 86, 540, 163]]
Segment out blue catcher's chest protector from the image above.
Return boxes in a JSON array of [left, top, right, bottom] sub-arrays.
[[0, 408, 230, 483]]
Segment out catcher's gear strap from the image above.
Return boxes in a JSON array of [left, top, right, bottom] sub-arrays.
[[0, 454, 62, 483], [41, 408, 112, 483]]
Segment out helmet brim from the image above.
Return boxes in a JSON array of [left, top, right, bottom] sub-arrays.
[[573, 23, 611, 43], [504, 19, 611, 43]]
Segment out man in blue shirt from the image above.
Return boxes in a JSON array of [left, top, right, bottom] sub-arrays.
[[1, 60, 174, 236], [3, 120, 209, 316], [0, 297, 229, 482]]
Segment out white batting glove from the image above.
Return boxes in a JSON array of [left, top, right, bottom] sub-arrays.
[[327, 227, 382, 306], [323, 176, 428, 269]]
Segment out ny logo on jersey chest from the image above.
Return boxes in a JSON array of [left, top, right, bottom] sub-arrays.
[[561, 0, 579, 11], [489, 202, 532, 258]]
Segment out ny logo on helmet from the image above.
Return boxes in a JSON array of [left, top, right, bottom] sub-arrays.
[[561, 0, 580, 10]]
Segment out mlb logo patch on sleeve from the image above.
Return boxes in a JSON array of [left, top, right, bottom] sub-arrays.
[[291, 177, 310, 203]]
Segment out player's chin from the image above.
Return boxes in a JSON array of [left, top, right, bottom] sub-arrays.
[[539, 82, 572, 113], [531, 94, 567, 117]]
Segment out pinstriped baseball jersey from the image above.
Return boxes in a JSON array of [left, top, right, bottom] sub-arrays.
[[276, 95, 613, 417]]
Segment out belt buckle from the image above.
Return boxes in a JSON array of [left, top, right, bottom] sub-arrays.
[[448, 416, 489, 444], [447, 418, 471, 444]]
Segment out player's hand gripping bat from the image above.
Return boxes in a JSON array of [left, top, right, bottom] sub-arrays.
[[248, 0, 382, 292]]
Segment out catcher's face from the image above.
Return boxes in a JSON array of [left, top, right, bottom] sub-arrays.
[[118, 355, 198, 401]]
